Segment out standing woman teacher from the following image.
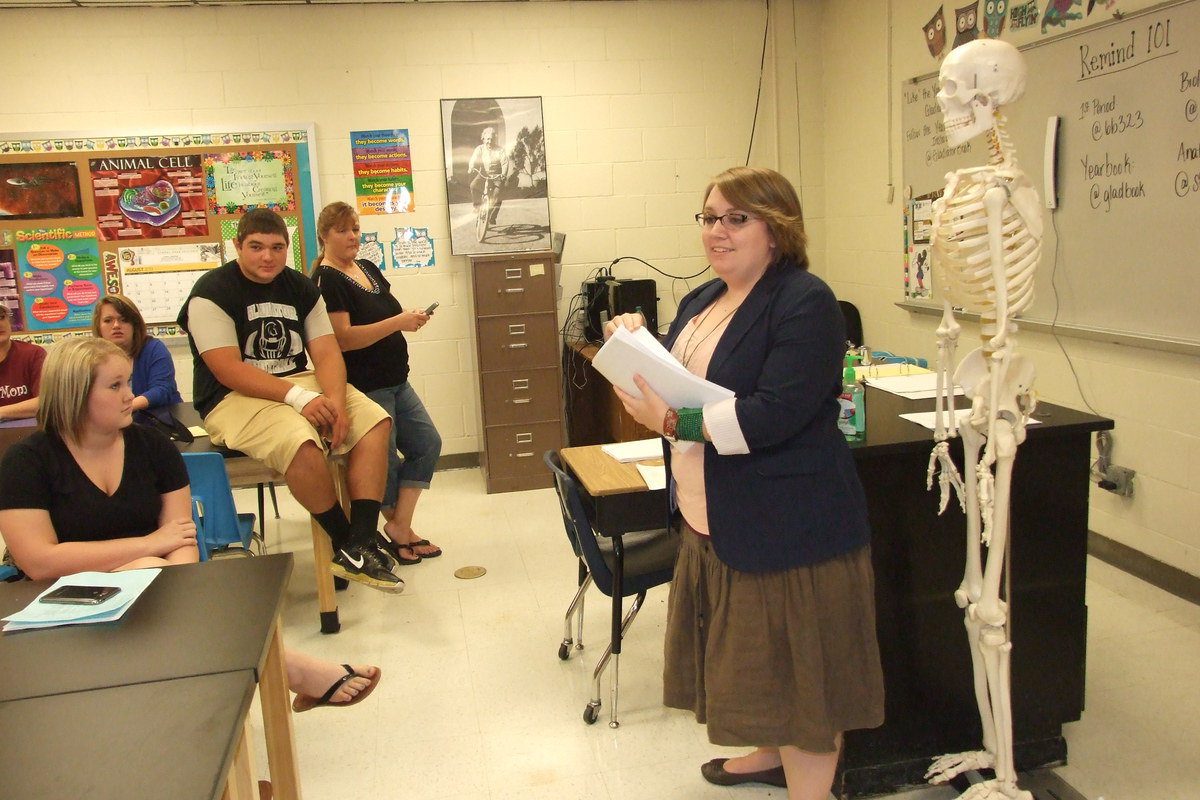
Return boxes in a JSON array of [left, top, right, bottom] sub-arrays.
[[311, 201, 443, 564], [606, 167, 884, 799]]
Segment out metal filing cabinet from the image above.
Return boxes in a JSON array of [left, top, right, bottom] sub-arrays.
[[470, 251, 563, 493]]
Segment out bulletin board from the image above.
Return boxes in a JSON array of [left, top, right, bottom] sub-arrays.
[[900, 0, 1200, 350], [0, 124, 320, 340]]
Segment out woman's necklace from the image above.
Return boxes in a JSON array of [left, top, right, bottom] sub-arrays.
[[680, 302, 739, 368]]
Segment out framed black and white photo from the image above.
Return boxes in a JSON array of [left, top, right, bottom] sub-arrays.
[[440, 96, 551, 256]]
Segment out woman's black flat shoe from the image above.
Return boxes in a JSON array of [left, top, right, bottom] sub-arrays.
[[700, 758, 787, 788]]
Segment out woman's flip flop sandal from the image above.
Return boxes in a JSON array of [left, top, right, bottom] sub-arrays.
[[409, 538, 443, 558], [292, 665, 381, 712]]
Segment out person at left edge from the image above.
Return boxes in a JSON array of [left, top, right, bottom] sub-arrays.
[[177, 208, 401, 593], [0, 303, 46, 421]]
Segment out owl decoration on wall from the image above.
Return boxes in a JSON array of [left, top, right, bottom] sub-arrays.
[[359, 231, 384, 270], [982, 0, 1008, 37], [923, 6, 947, 58], [1043, 0, 1084, 32], [953, 2, 980, 49]]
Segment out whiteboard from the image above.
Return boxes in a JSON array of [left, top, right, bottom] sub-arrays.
[[901, 0, 1200, 348]]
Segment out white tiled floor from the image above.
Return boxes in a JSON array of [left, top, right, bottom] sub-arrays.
[[240, 467, 1200, 800]]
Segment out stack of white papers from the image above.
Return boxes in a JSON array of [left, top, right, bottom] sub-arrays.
[[863, 372, 964, 400], [591, 326, 734, 409], [2, 569, 160, 632], [601, 438, 663, 462], [635, 462, 667, 490]]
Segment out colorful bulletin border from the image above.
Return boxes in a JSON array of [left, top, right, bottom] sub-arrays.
[[351, 129, 415, 216], [15, 226, 102, 332], [391, 227, 434, 269], [204, 150, 296, 215], [89, 153, 207, 241]]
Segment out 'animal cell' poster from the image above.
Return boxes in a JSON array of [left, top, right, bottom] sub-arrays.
[[89, 154, 207, 241]]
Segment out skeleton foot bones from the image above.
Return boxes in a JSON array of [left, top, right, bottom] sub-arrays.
[[927, 753, 1033, 800], [926, 750, 994, 784]]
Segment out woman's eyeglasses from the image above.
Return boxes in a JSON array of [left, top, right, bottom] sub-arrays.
[[695, 212, 754, 229]]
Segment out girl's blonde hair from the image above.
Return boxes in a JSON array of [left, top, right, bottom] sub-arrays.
[[38, 337, 130, 442]]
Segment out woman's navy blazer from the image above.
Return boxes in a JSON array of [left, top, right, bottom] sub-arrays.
[[661, 259, 872, 573]]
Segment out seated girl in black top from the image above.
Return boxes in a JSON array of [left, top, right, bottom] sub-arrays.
[[0, 337, 380, 711]]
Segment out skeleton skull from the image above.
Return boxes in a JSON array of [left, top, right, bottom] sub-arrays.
[[937, 39, 1027, 146]]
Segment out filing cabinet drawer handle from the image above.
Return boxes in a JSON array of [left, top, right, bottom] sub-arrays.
[[499, 287, 526, 294], [511, 379, 530, 390], [515, 433, 533, 443], [505, 268, 523, 279], [510, 398, 531, 405], [503, 343, 529, 350], [508, 323, 526, 335], [513, 452, 535, 458]]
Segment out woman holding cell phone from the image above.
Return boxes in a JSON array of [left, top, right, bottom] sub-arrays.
[[311, 201, 443, 565]]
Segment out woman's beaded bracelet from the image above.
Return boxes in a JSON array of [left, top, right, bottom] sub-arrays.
[[677, 407, 705, 442], [662, 408, 680, 442]]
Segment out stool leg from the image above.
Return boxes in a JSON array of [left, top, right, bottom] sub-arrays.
[[311, 521, 339, 634]]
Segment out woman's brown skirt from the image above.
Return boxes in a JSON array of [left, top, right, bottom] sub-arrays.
[[663, 526, 885, 752]]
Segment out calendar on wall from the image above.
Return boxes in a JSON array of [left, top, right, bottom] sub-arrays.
[[0, 125, 320, 334]]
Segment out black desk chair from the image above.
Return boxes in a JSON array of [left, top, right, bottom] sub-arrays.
[[544, 451, 680, 728], [839, 300, 864, 349]]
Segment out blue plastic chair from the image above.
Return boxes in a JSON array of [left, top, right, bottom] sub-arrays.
[[181, 452, 257, 561]]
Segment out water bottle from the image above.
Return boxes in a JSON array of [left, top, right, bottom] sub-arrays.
[[838, 355, 866, 442]]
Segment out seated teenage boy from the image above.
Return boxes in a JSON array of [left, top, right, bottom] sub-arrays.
[[178, 209, 401, 592]]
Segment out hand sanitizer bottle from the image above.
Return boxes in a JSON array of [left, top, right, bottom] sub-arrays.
[[838, 355, 866, 442]]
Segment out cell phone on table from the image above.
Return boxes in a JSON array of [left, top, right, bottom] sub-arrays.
[[423, 301, 439, 315], [40, 585, 122, 605]]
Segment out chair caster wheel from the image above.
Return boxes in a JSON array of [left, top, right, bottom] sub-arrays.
[[583, 703, 600, 725], [558, 642, 570, 660]]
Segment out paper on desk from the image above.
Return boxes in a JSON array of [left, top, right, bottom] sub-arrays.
[[900, 410, 1042, 431], [601, 438, 663, 462], [863, 372, 964, 400], [591, 326, 735, 409], [635, 462, 667, 491], [2, 568, 160, 632], [188, 425, 209, 438]]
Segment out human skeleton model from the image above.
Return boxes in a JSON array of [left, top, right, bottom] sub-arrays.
[[924, 39, 1042, 800]]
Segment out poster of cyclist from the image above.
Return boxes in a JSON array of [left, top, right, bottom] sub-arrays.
[[439, 96, 552, 256]]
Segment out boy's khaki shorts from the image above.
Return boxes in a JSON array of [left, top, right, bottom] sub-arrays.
[[204, 371, 389, 475]]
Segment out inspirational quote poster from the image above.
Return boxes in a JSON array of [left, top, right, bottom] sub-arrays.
[[205, 151, 296, 215]]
